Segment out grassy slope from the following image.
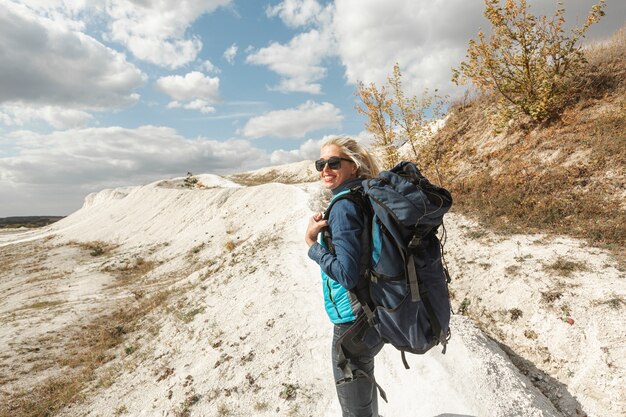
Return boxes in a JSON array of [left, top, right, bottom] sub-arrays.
[[424, 27, 625, 259]]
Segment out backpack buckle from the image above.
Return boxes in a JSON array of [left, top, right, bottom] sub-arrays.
[[408, 235, 421, 248], [362, 305, 377, 326]]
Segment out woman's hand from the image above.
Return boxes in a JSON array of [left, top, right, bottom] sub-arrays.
[[305, 212, 328, 247]]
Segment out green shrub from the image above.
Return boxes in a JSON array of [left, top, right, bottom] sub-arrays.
[[452, 0, 605, 123]]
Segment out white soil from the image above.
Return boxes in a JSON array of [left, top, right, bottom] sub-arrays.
[[0, 162, 623, 417]]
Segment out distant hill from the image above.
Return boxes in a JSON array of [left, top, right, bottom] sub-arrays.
[[0, 216, 65, 228]]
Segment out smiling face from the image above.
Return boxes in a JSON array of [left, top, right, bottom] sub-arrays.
[[319, 144, 357, 190]]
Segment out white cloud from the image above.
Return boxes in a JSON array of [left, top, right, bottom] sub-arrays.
[[331, 0, 481, 97], [246, 1, 335, 94], [0, 1, 144, 120], [241, 101, 342, 139], [0, 104, 92, 129], [267, 130, 380, 171], [269, 137, 320, 165], [200, 59, 220, 73], [168, 100, 215, 113], [266, 0, 322, 28], [182, 99, 216, 114], [105, 0, 232, 68], [246, 28, 332, 94], [223, 43, 238, 64], [268, 132, 374, 165], [9, 0, 103, 31], [298, 137, 325, 159], [0, 125, 268, 215], [156, 72, 221, 113], [270, 149, 301, 165]]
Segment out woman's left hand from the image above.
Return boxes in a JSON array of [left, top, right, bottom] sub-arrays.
[[305, 212, 327, 247]]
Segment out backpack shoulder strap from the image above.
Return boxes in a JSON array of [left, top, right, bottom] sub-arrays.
[[322, 186, 370, 221], [322, 187, 375, 311], [321, 186, 370, 253]]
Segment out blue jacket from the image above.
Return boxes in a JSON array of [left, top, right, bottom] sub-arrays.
[[308, 178, 366, 324]]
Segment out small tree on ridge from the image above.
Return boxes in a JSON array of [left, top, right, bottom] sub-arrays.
[[355, 80, 399, 168], [356, 63, 445, 169], [452, 0, 605, 123]]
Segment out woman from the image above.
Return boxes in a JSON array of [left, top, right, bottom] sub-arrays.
[[305, 137, 382, 417]]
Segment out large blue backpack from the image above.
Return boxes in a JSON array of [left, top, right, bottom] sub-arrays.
[[323, 161, 452, 401]]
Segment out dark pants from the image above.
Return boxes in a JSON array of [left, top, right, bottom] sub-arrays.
[[332, 321, 384, 417]]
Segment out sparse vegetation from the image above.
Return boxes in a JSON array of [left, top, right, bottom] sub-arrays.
[[179, 306, 205, 323], [228, 166, 318, 186], [280, 383, 299, 401], [186, 242, 206, 260], [524, 329, 538, 339], [287, 403, 302, 416], [598, 296, 624, 310], [541, 290, 563, 304], [191, 243, 205, 254], [356, 63, 445, 169], [216, 402, 231, 416], [254, 400, 270, 411], [113, 404, 128, 416], [183, 172, 199, 189], [176, 392, 201, 417], [459, 298, 471, 315], [3, 290, 172, 417], [425, 24, 626, 258], [544, 257, 588, 277], [103, 256, 156, 285], [452, 0, 606, 123], [355, 78, 398, 168], [71, 240, 117, 257], [464, 228, 488, 240], [96, 366, 120, 389], [18, 300, 64, 310], [505, 265, 520, 275], [224, 240, 236, 251], [509, 308, 523, 321]]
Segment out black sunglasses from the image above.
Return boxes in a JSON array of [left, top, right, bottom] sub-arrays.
[[315, 156, 353, 172]]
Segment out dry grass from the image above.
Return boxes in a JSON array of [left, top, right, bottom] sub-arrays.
[[228, 172, 281, 186], [1, 290, 172, 417], [544, 257, 589, 277], [105, 257, 157, 288], [17, 300, 65, 311], [424, 25, 626, 261], [69, 240, 118, 257], [599, 296, 624, 310], [570, 25, 626, 104], [24, 271, 67, 284], [228, 167, 316, 186]]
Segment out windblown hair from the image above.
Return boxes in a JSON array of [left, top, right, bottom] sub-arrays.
[[321, 136, 380, 179]]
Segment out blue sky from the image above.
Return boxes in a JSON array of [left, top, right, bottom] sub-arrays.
[[1, 0, 624, 216]]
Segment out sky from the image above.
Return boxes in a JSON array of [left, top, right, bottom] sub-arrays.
[[0, 0, 624, 216]]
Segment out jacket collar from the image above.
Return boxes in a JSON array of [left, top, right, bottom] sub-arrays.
[[332, 177, 363, 196]]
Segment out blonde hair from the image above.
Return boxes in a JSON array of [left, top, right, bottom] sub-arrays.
[[321, 136, 380, 179]]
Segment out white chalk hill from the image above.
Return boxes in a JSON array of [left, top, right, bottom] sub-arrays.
[[3, 162, 563, 417]]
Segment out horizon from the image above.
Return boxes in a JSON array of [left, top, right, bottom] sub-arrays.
[[1, 0, 624, 217]]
